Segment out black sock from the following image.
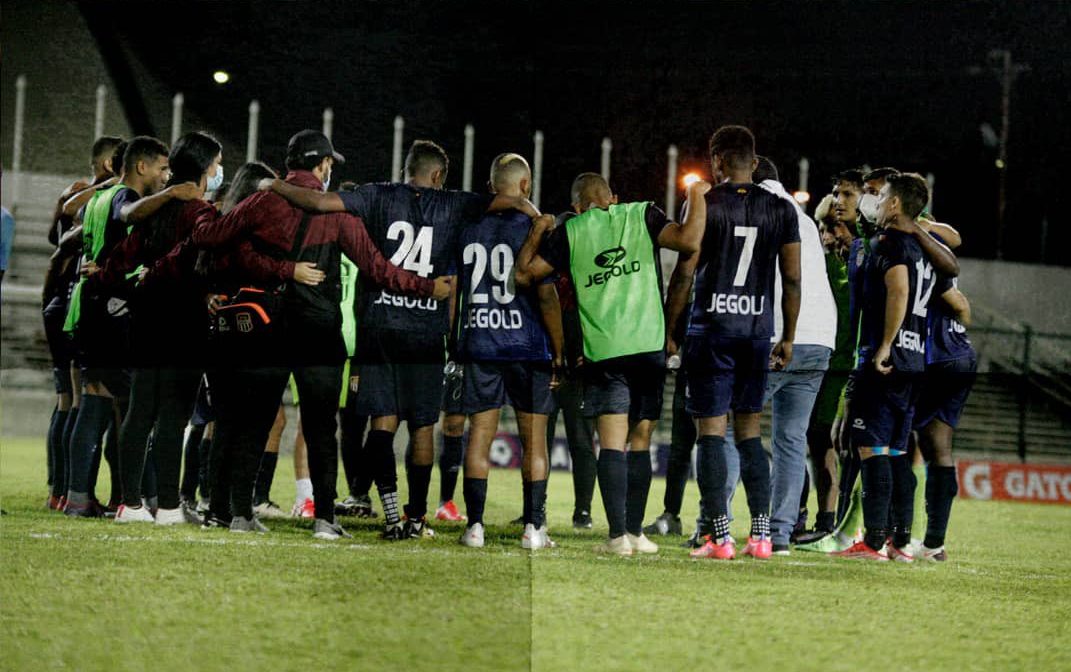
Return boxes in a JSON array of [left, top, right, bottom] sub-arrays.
[[439, 435, 463, 503], [626, 451, 652, 536], [404, 463, 433, 521], [861, 455, 892, 551], [68, 396, 111, 501], [924, 465, 958, 549], [197, 438, 213, 500], [463, 477, 488, 526], [522, 480, 533, 525], [816, 511, 835, 533], [596, 449, 627, 538], [737, 437, 771, 522], [696, 435, 728, 519], [253, 451, 278, 506], [62, 406, 79, 497], [836, 449, 861, 528], [890, 454, 916, 548], [46, 406, 60, 487], [367, 429, 399, 524], [49, 409, 70, 496], [530, 479, 548, 528]]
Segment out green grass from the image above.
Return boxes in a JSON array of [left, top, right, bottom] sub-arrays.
[[2, 436, 1070, 672]]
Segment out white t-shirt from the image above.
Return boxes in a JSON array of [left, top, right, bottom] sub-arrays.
[[759, 179, 837, 349]]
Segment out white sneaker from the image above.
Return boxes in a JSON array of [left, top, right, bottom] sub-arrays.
[[313, 518, 353, 540], [154, 507, 186, 526], [254, 501, 288, 520], [522, 523, 557, 550], [626, 532, 659, 554], [115, 504, 154, 524], [594, 534, 633, 556], [459, 522, 485, 548]]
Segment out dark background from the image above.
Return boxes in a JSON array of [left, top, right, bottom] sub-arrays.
[[12, 1, 1071, 263]]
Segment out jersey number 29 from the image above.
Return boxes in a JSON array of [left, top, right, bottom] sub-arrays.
[[463, 242, 515, 305]]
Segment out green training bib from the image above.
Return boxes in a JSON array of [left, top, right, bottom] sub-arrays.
[[566, 202, 664, 362]]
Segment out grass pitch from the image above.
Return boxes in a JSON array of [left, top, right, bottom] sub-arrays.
[[2, 436, 1070, 672]]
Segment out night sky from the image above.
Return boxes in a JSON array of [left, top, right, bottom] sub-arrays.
[[88, 1, 1070, 264]]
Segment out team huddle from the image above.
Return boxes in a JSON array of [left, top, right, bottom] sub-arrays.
[[39, 122, 975, 561]]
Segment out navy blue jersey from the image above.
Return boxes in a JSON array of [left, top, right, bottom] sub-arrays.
[[926, 275, 974, 364], [457, 209, 551, 362], [856, 230, 932, 373], [339, 183, 490, 334], [687, 182, 800, 340]]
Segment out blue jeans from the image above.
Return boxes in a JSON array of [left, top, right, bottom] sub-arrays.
[[766, 345, 831, 546]]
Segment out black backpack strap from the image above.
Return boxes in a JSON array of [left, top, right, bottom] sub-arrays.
[[289, 212, 313, 261]]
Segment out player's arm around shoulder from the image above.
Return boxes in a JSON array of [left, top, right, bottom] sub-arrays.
[[875, 263, 910, 375], [514, 214, 557, 289], [657, 180, 710, 253], [262, 177, 346, 214]]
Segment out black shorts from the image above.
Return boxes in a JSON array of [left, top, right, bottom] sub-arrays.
[[848, 368, 920, 450], [461, 361, 555, 415], [43, 298, 73, 377], [684, 334, 771, 417], [913, 355, 977, 430], [582, 351, 665, 421], [355, 329, 444, 427]]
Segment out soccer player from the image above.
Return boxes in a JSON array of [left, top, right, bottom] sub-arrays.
[[686, 126, 802, 562], [914, 272, 975, 561], [265, 139, 536, 540], [193, 130, 448, 538], [42, 136, 122, 511], [833, 172, 935, 562], [455, 153, 563, 549], [61, 136, 171, 518], [515, 172, 708, 556]]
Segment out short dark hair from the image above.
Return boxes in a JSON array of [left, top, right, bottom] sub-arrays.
[[886, 172, 930, 219], [404, 140, 449, 179], [110, 141, 128, 176], [570, 172, 608, 205], [863, 166, 899, 183], [167, 131, 222, 185], [753, 155, 779, 183], [221, 161, 278, 215], [832, 169, 865, 189], [123, 136, 169, 175], [709, 125, 756, 171], [91, 135, 123, 163]]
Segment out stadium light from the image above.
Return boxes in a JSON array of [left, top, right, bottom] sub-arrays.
[[682, 172, 702, 188], [793, 190, 811, 205], [213, 70, 231, 85]]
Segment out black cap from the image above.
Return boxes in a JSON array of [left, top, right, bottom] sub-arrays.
[[286, 129, 345, 165]]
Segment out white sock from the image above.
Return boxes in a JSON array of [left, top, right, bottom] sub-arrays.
[[295, 478, 313, 503]]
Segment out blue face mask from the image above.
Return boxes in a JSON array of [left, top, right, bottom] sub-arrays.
[[207, 164, 223, 193]]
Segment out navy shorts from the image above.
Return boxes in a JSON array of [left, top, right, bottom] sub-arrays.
[[461, 361, 555, 415], [43, 299, 74, 393], [913, 355, 977, 430], [582, 351, 665, 421], [684, 334, 771, 417], [355, 329, 444, 427], [848, 368, 920, 450], [81, 366, 132, 399]]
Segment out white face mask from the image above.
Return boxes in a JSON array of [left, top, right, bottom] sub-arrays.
[[322, 169, 332, 192], [858, 193, 879, 223], [207, 164, 224, 193]]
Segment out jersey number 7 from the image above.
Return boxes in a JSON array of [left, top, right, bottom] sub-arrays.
[[732, 226, 758, 286]]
